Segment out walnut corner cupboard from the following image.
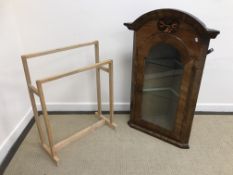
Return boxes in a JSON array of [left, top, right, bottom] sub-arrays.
[[124, 9, 219, 148]]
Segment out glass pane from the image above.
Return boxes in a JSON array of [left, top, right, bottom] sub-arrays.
[[141, 43, 184, 130]]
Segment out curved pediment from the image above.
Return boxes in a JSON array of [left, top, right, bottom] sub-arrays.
[[124, 9, 219, 39]]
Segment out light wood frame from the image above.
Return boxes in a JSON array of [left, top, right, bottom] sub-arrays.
[[21, 40, 116, 165]]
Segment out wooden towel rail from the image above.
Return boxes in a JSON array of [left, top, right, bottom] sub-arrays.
[[21, 40, 116, 165]]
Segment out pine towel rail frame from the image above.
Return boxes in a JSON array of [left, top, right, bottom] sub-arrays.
[[21, 40, 116, 165]]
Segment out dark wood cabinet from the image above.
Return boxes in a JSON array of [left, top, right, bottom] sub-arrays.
[[124, 9, 219, 148]]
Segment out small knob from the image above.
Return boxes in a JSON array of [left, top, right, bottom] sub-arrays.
[[207, 48, 214, 54]]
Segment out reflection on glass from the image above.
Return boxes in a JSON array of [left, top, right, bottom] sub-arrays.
[[141, 43, 184, 130]]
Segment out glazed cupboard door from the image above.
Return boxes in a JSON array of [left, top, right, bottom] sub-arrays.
[[132, 35, 194, 141], [141, 43, 184, 131]]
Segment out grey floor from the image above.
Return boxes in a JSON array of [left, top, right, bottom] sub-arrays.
[[4, 114, 233, 175]]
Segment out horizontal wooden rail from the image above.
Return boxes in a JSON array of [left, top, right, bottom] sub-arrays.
[[38, 59, 112, 84], [22, 40, 98, 59], [54, 119, 105, 151]]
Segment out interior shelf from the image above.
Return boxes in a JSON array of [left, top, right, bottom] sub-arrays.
[[144, 69, 183, 80], [145, 57, 183, 69], [143, 87, 179, 97]]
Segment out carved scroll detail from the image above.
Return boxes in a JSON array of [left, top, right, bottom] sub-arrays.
[[158, 18, 179, 33]]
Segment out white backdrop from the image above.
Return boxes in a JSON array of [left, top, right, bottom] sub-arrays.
[[0, 0, 30, 164], [1, 0, 233, 163], [12, 0, 233, 110]]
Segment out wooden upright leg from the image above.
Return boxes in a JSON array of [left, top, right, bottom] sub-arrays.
[[95, 42, 102, 118], [36, 81, 59, 165], [21, 57, 45, 145], [109, 61, 114, 124], [29, 91, 45, 144]]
